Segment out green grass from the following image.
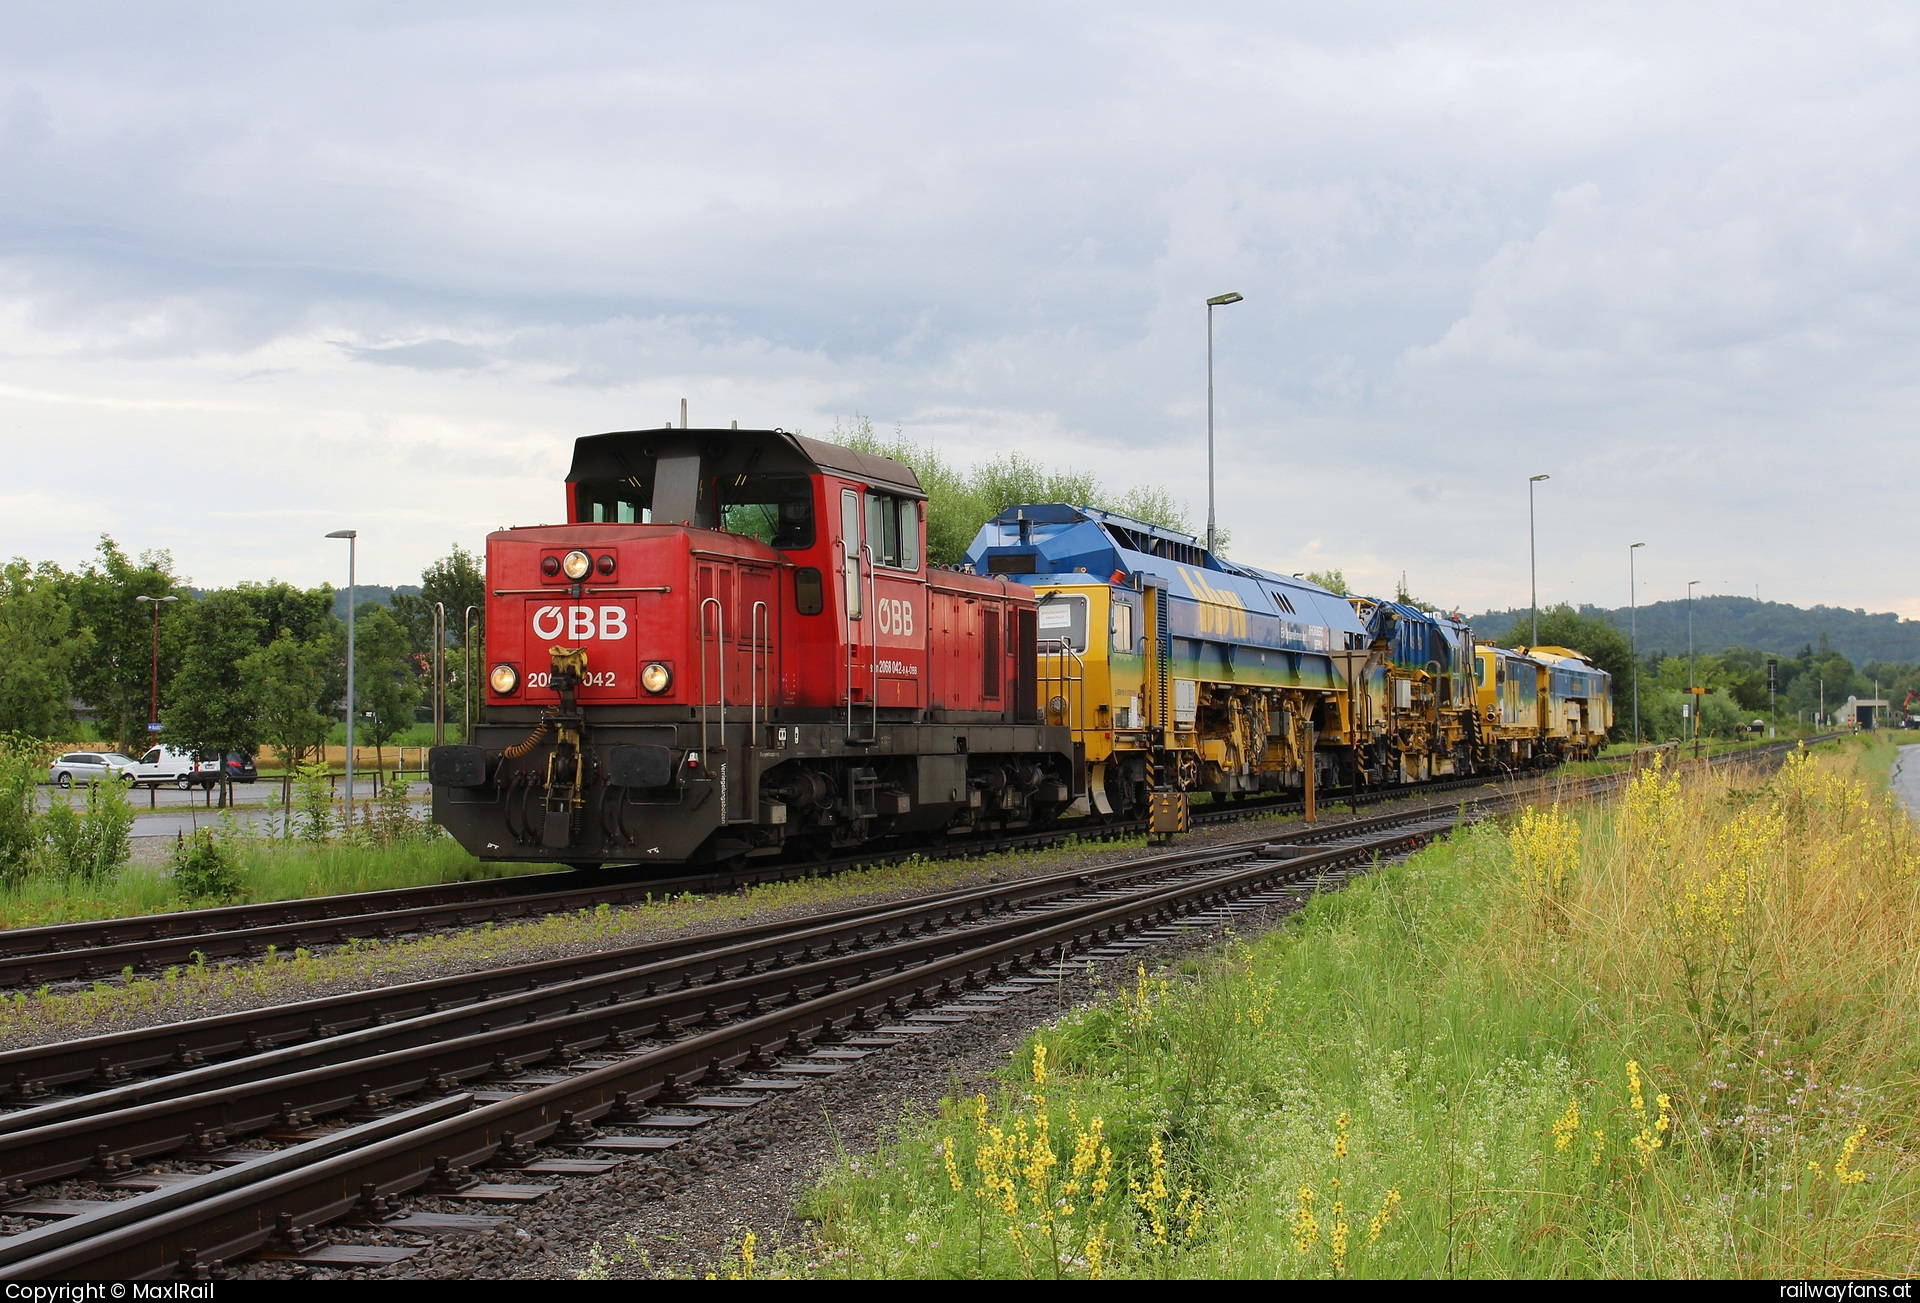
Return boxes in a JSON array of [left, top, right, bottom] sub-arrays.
[[782, 745, 1920, 1279], [0, 839, 548, 931]]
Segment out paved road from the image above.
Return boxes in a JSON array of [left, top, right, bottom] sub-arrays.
[[1891, 744, 1920, 823]]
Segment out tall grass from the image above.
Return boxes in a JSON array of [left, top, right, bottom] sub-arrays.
[[789, 738, 1920, 1278], [0, 839, 543, 930]]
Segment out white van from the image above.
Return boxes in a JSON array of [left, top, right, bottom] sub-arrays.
[[129, 747, 222, 790]]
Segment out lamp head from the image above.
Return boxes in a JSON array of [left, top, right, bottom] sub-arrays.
[[1529, 474, 1551, 483], [1631, 541, 1646, 549], [1206, 292, 1244, 306], [325, 529, 357, 540]]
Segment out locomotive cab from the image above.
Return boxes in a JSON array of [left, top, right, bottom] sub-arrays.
[[430, 428, 1074, 867]]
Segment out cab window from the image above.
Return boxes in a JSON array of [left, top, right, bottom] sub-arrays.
[[1111, 600, 1134, 653], [577, 477, 652, 524], [863, 492, 919, 571], [720, 474, 815, 549]]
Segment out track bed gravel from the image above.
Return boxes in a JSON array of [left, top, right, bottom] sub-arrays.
[[217, 865, 1396, 1281]]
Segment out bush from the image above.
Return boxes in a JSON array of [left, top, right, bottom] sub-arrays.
[[292, 760, 333, 844], [40, 776, 133, 883], [0, 736, 41, 886], [169, 832, 244, 904]]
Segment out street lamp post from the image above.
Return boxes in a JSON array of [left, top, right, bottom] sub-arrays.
[[327, 530, 358, 817], [131, 594, 178, 739], [1205, 292, 1244, 556], [1629, 543, 1645, 744], [1528, 475, 1551, 644], [1687, 578, 1700, 751]]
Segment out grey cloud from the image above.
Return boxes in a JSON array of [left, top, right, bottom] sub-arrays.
[[337, 338, 495, 372], [0, 3, 1913, 611]]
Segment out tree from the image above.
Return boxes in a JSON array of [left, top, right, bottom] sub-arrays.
[[0, 560, 94, 738], [62, 537, 180, 751], [163, 591, 267, 806], [1302, 569, 1349, 596], [241, 632, 333, 818], [1501, 603, 1635, 738], [824, 416, 1216, 566], [352, 605, 420, 783]]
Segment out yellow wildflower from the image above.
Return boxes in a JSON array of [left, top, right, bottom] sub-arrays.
[[1552, 1097, 1580, 1153], [1834, 1125, 1869, 1186], [1366, 1188, 1402, 1244], [1293, 1183, 1319, 1255]]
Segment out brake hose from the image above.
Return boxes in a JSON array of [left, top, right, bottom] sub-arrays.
[[502, 717, 552, 761]]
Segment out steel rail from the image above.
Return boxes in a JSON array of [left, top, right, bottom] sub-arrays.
[[0, 826, 1423, 1187], [0, 764, 1537, 984]]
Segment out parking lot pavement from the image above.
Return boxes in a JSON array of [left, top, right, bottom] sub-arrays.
[[37, 780, 427, 812], [127, 793, 433, 840]]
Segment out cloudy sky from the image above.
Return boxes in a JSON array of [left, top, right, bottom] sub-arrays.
[[1, 3, 1914, 614]]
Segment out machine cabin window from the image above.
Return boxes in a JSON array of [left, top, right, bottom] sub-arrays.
[[864, 492, 919, 571], [577, 477, 652, 524], [1111, 600, 1134, 653], [719, 474, 815, 549]]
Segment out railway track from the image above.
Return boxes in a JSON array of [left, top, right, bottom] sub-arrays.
[[0, 739, 1816, 1279], [0, 769, 1514, 990]]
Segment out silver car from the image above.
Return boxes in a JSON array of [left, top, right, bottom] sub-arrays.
[[47, 752, 137, 788]]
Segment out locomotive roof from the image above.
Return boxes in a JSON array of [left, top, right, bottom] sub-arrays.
[[568, 428, 923, 499]]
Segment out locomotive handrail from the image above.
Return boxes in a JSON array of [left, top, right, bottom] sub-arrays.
[[750, 600, 769, 752], [431, 602, 446, 747], [836, 538, 855, 738], [862, 544, 880, 742], [1037, 637, 1086, 740], [697, 596, 725, 774], [463, 605, 480, 741]]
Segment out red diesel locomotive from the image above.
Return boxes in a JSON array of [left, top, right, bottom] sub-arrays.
[[428, 428, 1078, 866]]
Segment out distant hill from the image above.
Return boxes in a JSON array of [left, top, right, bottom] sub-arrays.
[[1466, 597, 1920, 667], [330, 584, 421, 621]]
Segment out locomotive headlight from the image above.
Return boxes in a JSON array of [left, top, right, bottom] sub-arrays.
[[489, 663, 520, 695], [562, 549, 593, 580], [641, 661, 672, 694]]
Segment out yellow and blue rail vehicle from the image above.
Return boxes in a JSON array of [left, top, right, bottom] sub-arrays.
[[1517, 645, 1614, 760], [1473, 644, 1545, 767], [964, 505, 1369, 818], [1348, 599, 1481, 783]]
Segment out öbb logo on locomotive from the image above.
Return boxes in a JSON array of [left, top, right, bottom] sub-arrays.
[[428, 426, 1612, 870], [875, 597, 914, 637], [530, 603, 630, 642]]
